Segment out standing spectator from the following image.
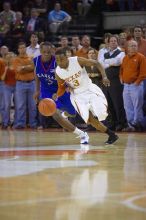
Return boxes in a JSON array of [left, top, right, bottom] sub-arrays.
[[120, 40, 146, 131], [119, 32, 128, 52], [12, 42, 37, 129], [48, 2, 72, 35], [0, 45, 9, 58], [71, 35, 82, 54], [100, 35, 127, 131], [86, 47, 103, 88], [1, 52, 16, 129], [98, 33, 111, 64], [76, 35, 91, 58], [56, 35, 69, 51], [142, 24, 146, 39], [0, 2, 16, 25], [26, 32, 40, 58], [133, 25, 146, 57]]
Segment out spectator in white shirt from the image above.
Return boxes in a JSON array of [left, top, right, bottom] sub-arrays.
[[26, 32, 40, 58], [99, 35, 127, 131], [98, 33, 111, 64]]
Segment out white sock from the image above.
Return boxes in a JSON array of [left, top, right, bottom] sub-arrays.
[[73, 127, 84, 136]]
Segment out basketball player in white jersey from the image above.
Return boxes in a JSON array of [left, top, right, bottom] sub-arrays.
[[54, 48, 119, 144]]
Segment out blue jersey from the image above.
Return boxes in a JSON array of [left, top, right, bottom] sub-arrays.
[[33, 55, 76, 116]]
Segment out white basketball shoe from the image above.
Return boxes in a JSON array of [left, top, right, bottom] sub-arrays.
[[79, 132, 89, 144]]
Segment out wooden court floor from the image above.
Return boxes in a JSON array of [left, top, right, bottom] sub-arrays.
[[0, 129, 146, 220]]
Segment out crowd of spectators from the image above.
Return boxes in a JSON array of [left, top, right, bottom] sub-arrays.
[[0, 0, 146, 132]]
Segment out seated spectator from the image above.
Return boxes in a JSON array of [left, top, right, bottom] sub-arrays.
[[9, 11, 25, 51], [48, 2, 72, 35], [24, 8, 45, 43], [0, 15, 10, 46], [118, 0, 134, 11], [31, 0, 48, 18], [105, 0, 117, 11], [0, 2, 16, 25], [135, 0, 146, 10], [77, 0, 94, 17]]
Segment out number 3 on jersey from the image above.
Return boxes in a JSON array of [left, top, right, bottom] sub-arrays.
[[73, 79, 79, 87]]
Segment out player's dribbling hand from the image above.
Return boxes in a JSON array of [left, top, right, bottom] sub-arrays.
[[103, 77, 110, 87]]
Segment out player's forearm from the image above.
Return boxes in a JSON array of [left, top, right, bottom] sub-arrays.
[[96, 62, 107, 79]]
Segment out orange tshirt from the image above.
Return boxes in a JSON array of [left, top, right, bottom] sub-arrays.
[[12, 55, 34, 81], [4, 68, 16, 86], [138, 38, 146, 57], [120, 52, 146, 85]]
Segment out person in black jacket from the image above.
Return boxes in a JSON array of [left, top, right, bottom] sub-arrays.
[[99, 35, 127, 131]]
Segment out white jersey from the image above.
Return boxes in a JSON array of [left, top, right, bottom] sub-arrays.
[[56, 56, 92, 94], [56, 56, 108, 123]]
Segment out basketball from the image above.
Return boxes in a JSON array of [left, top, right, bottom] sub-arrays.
[[38, 98, 57, 116]]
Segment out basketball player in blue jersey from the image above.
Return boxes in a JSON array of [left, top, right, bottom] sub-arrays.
[[33, 41, 89, 144]]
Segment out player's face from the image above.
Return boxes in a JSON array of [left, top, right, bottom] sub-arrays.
[[41, 45, 52, 61], [56, 54, 68, 69]]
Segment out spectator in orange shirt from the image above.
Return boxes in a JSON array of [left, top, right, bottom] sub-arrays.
[[12, 42, 37, 129], [120, 40, 146, 131], [133, 25, 146, 56], [75, 35, 92, 58], [1, 52, 16, 129]]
